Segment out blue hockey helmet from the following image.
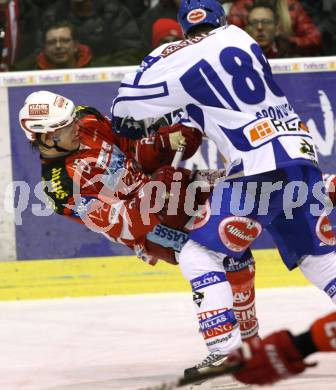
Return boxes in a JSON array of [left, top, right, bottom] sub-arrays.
[[177, 0, 226, 36]]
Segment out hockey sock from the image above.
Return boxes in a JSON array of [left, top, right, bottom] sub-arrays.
[[223, 250, 259, 341], [299, 251, 336, 304], [179, 240, 242, 354]]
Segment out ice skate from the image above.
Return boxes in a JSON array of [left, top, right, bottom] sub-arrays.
[[184, 352, 250, 389]]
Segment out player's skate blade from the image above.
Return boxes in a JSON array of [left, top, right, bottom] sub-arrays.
[[184, 352, 230, 384]]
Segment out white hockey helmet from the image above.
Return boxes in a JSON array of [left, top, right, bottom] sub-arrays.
[[19, 90, 76, 141]]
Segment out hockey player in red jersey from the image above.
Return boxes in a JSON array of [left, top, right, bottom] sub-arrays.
[[19, 90, 203, 264], [18, 90, 259, 381]]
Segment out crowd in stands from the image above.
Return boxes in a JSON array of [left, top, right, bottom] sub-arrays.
[[0, 0, 335, 72]]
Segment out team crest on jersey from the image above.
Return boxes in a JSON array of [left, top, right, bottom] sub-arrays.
[[187, 8, 207, 24], [316, 214, 336, 246], [218, 216, 262, 252]]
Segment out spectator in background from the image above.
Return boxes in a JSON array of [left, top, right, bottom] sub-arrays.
[[151, 18, 183, 48], [228, 0, 321, 57], [0, 0, 43, 71], [245, 1, 296, 58], [38, 0, 143, 66], [0, 0, 7, 70], [13, 21, 93, 70], [139, 0, 181, 52], [123, 0, 151, 21], [301, 0, 336, 55]]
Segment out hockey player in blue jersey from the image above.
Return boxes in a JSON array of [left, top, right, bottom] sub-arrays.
[[111, 0, 336, 380]]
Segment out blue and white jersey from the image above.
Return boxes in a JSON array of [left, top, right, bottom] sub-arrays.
[[112, 25, 318, 177]]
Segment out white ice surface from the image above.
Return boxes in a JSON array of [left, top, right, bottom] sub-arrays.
[[0, 286, 335, 390]]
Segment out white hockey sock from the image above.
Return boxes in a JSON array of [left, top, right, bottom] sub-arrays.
[[299, 251, 336, 304], [179, 240, 242, 354]]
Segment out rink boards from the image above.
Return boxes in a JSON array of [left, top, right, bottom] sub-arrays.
[[1, 57, 336, 262], [0, 249, 310, 301], [0, 57, 335, 302]]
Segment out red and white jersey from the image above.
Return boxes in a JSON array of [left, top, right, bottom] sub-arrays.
[[41, 106, 163, 250]]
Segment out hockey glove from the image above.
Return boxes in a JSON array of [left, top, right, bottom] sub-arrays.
[[158, 124, 202, 160], [228, 331, 313, 385], [133, 243, 159, 266], [151, 165, 193, 229]]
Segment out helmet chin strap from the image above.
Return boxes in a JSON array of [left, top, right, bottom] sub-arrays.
[[38, 135, 78, 154]]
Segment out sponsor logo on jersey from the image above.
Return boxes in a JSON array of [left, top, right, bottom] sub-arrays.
[[42, 176, 57, 211], [218, 216, 262, 252], [50, 167, 68, 200], [146, 224, 189, 252], [187, 9, 207, 24], [191, 271, 227, 291], [256, 103, 294, 121], [300, 138, 317, 164], [245, 118, 311, 147], [249, 120, 274, 142], [193, 291, 204, 307], [316, 214, 336, 246], [29, 103, 49, 116]]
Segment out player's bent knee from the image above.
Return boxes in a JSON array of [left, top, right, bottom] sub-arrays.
[[299, 251, 336, 303], [179, 239, 226, 281]]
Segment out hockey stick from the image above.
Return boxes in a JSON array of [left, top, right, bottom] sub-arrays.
[[171, 142, 243, 181], [139, 360, 239, 390], [171, 143, 186, 169]]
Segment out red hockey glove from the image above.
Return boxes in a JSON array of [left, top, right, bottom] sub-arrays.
[[133, 243, 159, 266], [158, 124, 202, 160], [144, 238, 178, 265], [135, 124, 202, 173], [228, 331, 313, 385], [310, 311, 336, 352], [151, 165, 193, 229], [133, 236, 179, 266]]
